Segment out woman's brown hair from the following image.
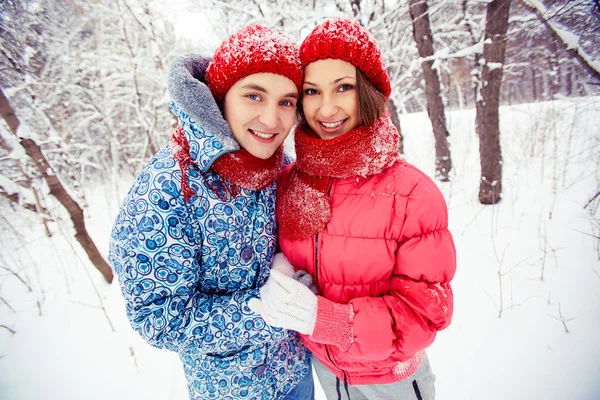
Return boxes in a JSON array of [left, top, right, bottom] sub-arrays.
[[297, 67, 387, 127], [355, 67, 387, 126]]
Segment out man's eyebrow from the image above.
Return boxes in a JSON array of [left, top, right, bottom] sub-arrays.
[[241, 84, 298, 99], [241, 84, 268, 93], [303, 76, 357, 86]]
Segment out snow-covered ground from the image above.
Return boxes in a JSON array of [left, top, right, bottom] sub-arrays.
[[0, 98, 599, 400]]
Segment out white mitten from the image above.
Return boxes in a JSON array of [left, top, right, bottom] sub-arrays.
[[271, 252, 295, 277], [248, 270, 318, 334]]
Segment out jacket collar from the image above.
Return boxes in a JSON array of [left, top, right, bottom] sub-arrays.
[[168, 54, 240, 172]]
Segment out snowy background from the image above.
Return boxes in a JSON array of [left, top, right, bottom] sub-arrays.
[[0, 97, 599, 400], [1, 0, 600, 399]]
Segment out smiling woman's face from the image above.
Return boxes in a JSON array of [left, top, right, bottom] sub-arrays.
[[301, 59, 359, 140]]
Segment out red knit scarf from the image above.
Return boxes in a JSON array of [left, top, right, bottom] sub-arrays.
[[169, 125, 283, 202], [277, 113, 400, 240]]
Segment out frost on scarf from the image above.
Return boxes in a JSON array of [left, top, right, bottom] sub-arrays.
[[278, 170, 332, 240], [212, 146, 284, 191], [278, 113, 400, 240]]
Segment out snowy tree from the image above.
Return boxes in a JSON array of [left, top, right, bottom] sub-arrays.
[[507, 0, 600, 103], [1, 0, 176, 191], [2, 0, 598, 218], [475, 0, 512, 205], [409, 0, 452, 181], [0, 0, 176, 281], [0, 88, 113, 283]]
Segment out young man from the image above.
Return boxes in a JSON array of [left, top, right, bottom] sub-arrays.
[[109, 25, 313, 400]]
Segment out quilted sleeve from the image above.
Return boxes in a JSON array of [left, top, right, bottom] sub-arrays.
[[108, 172, 286, 355], [310, 176, 456, 361]]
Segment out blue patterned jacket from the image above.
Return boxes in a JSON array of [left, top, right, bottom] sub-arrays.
[[108, 55, 310, 400]]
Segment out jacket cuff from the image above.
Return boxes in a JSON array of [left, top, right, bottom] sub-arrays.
[[310, 296, 355, 352]]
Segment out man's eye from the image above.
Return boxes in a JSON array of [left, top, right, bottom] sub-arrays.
[[280, 100, 295, 107], [247, 94, 260, 101]]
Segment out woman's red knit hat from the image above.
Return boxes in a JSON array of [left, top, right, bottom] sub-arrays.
[[300, 18, 391, 99], [206, 25, 303, 100]]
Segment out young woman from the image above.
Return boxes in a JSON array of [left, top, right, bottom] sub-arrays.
[[249, 19, 456, 400], [109, 25, 313, 400]]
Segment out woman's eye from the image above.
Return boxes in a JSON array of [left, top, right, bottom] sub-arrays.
[[339, 84, 354, 92], [304, 88, 318, 96]]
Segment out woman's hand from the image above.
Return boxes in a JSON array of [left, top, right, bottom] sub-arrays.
[[271, 252, 295, 277], [271, 252, 319, 294], [248, 270, 318, 335]]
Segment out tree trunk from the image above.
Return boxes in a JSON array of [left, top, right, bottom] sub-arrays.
[[387, 99, 404, 155], [409, 0, 452, 181], [531, 68, 538, 102], [0, 88, 113, 283], [548, 37, 561, 99], [475, 0, 511, 204], [1, 130, 53, 234]]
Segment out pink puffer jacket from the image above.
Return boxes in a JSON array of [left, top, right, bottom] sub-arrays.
[[278, 158, 456, 385]]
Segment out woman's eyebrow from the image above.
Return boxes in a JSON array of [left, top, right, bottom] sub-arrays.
[[332, 76, 356, 84], [303, 76, 357, 86]]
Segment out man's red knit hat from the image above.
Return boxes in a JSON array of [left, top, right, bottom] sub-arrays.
[[300, 18, 391, 99], [206, 25, 302, 100]]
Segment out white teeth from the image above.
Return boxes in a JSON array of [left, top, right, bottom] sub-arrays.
[[251, 130, 275, 139], [321, 120, 343, 128]]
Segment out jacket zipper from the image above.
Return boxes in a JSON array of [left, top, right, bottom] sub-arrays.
[[315, 179, 347, 383], [313, 179, 332, 294], [314, 233, 320, 291]]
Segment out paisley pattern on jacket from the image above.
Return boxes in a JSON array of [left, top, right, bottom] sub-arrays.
[[109, 104, 310, 399]]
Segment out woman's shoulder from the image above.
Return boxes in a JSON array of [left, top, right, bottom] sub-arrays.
[[340, 158, 435, 198], [385, 158, 428, 180], [382, 159, 442, 195]]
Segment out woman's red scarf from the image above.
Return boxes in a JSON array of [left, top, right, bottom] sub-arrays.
[[169, 125, 283, 201], [277, 113, 400, 240]]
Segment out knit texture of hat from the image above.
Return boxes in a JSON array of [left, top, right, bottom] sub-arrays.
[[300, 19, 391, 99], [206, 25, 302, 100]]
